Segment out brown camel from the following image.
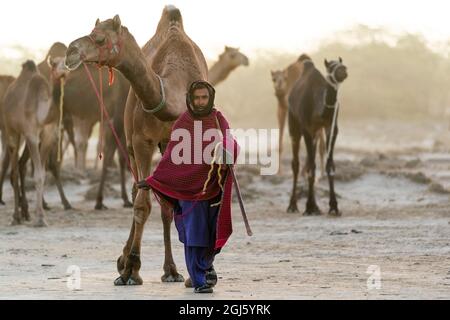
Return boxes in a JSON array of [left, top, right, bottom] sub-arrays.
[[65, 6, 208, 285], [0, 44, 73, 212], [287, 57, 348, 215], [2, 58, 69, 226], [208, 46, 249, 86], [271, 54, 326, 176], [18, 43, 73, 213], [35, 42, 132, 210], [0, 75, 15, 205]]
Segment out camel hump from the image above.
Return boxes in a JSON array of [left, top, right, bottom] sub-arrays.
[[22, 60, 37, 73], [167, 6, 182, 22]]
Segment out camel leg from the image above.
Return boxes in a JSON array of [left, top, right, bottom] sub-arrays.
[[46, 148, 72, 210], [73, 118, 92, 172], [303, 133, 321, 216], [114, 137, 155, 286], [18, 146, 30, 221], [63, 113, 77, 164], [325, 126, 340, 216], [118, 143, 132, 208], [0, 143, 10, 205], [43, 126, 73, 210], [94, 127, 116, 210], [287, 133, 301, 213], [8, 135, 21, 225], [161, 202, 184, 282], [317, 129, 326, 182], [25, 135, 47, 227], [277, 103, 287, 173]]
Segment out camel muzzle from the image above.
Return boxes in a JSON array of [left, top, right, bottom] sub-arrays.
[[65, 46, 82, 71]]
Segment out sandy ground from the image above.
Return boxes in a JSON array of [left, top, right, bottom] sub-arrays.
[[0, 119, 449, 300]]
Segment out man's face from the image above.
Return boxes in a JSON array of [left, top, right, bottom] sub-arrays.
[[192, 87, 210, 112]]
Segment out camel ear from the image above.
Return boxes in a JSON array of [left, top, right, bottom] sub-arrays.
[[339, 57, 343, 63], [95, 18, 100, 27], [324, 59, 329, 68], [112, 15, 122, 32]]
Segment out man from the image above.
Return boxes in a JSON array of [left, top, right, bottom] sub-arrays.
[[137, 80, 239, 294]]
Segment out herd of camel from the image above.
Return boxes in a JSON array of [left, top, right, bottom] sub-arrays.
[[0, 6, 347, 285]]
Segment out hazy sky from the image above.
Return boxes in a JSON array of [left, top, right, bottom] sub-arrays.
[[0, 0, 448, 59]]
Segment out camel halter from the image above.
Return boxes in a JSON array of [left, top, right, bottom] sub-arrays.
[[140, 75, 167, 114], [88, 28, 122, 86]]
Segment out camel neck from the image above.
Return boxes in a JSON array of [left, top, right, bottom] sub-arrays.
[[208, 59, 236, 86], [117, 46, 162, 109], [325, 83, 338, 107], [115, 33, 176, 120], [51, 79, 62, 106]]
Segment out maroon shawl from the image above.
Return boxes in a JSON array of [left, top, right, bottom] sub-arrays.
[[146, 109, 239, 249]]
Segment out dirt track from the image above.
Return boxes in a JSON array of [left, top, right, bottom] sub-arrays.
[[0, 120, 449, 300]]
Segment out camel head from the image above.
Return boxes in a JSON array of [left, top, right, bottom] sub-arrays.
[[65, 15, 123, 71], [48, 56, 69, 81], [324, 57, 348, 84], [271, 69, 288, 96], [219, 46, 249, 68], [21, 60, 38, 74]]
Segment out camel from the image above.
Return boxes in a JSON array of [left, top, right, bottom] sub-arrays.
[[209, 46, 249, 86], [24, 43, 73, 212], [0, 75, 15, 204], [287, 57, 348, 215], [65, 6, 209, 285], [0, 44, 73, 213], [2, 58, 69, 226], [33, 42, 132, 210], [271, 55, 326, 177]]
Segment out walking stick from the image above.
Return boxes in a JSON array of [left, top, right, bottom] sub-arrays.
[[214, 117, 253, 236]]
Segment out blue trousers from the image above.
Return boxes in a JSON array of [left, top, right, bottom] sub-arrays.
[[174, 199, 220, 288]]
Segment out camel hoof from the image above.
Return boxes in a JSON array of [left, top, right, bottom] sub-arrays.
[[286, 204, 299, 213], [161, 273, 184, 283], [64, 204, 73, 210], [10, 218, 22, 226], [114, 276, 127, 286], [303, 207, 322, 216], [43, 204, 51, 211], [0, 200, 5, 205], [123, 201, 133, 208], [95, 203, 108, 211], [185, 277, 193, 288], [33, 219, 48, 228], [328, 208, 341, 217], [126, 276, 143, 286]]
